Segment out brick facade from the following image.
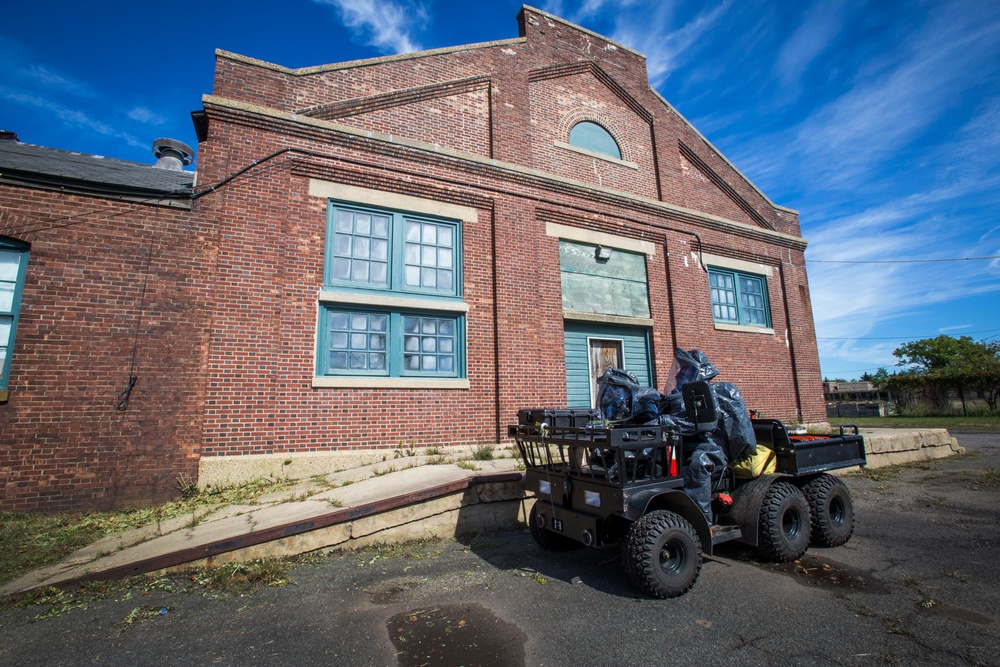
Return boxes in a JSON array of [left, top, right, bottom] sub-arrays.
[[0, 188, 212, 511], [0, 6, 825, 511]]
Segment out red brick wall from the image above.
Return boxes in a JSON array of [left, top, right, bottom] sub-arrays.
[[0, 188, 214, 512]]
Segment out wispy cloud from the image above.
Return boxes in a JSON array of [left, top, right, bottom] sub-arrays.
[[126, 106, 166, 125], [0, 85, 144, 148], [775, 0, 848, 88], [311, 0, 426, 55], [610, 1, 731, 86]]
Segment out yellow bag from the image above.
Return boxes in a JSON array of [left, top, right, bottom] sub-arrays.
[[732, 445, 777, 479]]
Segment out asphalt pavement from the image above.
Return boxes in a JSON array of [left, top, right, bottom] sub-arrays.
[[2, 431, 997, 667]]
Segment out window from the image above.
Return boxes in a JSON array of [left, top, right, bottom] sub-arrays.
[[318, 202, 464, 379], [326, 205, 458, 296], [709, 267, 770, 327], [0, 238, 29, 396], [569, 121, 621, 160]]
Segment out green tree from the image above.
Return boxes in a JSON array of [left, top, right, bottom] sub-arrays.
[[892, 335, 1000, 414]]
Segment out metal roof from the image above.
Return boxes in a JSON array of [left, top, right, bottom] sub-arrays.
[[0, 141, 194, 199]]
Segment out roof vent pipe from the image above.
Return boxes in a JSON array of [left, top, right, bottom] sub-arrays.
[[152, 138, 194, 170]]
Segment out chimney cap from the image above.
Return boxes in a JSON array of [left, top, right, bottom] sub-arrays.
[[152, 138, 194, 168], [0, 130, 18, 142]]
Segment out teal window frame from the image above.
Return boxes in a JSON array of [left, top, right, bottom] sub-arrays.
[[568, 121, 622, 160], [324, 202, 461, 298], [317, 307, 465, 378], [708, 267, 771, 328], [319, 201, 465, 379], [0, 238, 29, 394]]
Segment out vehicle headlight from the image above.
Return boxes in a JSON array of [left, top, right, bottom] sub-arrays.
[[539, 479, 552, 495]]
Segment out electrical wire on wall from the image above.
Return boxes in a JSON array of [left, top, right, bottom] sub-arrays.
[[116, 206, 160, 413]]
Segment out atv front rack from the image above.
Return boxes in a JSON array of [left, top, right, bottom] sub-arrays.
[[508, 424, 682, 487]]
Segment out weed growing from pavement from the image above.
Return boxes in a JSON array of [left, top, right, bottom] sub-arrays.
[[471, 443, 495, 461], [424, 446, 444, 456], [976, 468, 1000, 487], [426, 455, 447, 465], [456, 461, 479, 471]]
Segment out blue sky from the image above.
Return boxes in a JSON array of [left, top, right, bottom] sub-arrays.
[[3, 0, 999, 379]]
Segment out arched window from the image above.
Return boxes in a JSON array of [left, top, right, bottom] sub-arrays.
[[569, 121, 621, 160]]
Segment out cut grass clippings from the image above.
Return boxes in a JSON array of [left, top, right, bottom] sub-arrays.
[[0, 476, 293, 587]]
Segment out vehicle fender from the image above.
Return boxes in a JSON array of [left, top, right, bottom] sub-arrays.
[[621, 489, 713, 555], [726, 474, 786, 547]]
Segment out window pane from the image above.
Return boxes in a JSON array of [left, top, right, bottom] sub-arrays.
[[438, 270, 453, 291], [421, 224, 437, 245], [351, 260, 369, 282], [422, 356, 437, 371], [335, 234, 352, 255], [354, 237, 370, 259], [330, 311, 350, 330], [0, 252, 21, 281], [332, 257, 351, 280], [404, 354, 420, 370], [329, 351, 348, 369], [350, 333, 368, 348], [370, 315, 387, 332], [438, 227, 453, 248], [421, 267, 437, 288], [330, 332, 348, 349], [369, 353, 386, 370], [439, 320, 454, 336], [370, 262, 387, 285], [404, 265, 420, 287], [405, 243, 420, 264], [0, 283, 14, 312], [351, 314, 369, 330], [421, 245, 437, 267], [335, 210, 353, 232], [354, 214, 371, 235], [438, 248, 453, 268], [350, 352, 368, 369], [404, 335, 420, 352], [422, 337, 436, 352], [405, 221, 420, 241], [372, 216, 390, 238], [422, 319, 437, 335], [439, 357, 453, 372], [369, 333, 385, 350], [0, 317, 10, 346], [371, 238, 388, 261], [439, 337, 453, 353], [403, 317, 420, 334]]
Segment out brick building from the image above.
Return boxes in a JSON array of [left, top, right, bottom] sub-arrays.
[[1, 6, 826, 511], [0, 138, 209, 511]]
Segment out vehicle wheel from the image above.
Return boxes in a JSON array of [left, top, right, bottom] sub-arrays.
[[756, 481, 811, 562], [801, 474, 855, 547], [529, 502, 580, 551], [622, 510, 702, 598]]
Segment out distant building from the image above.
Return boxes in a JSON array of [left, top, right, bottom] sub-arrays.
[[823, 381, 891, 417], [1, 6, 828, 511]]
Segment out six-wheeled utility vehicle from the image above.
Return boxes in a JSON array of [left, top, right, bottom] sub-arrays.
[[509, 381, 866, 598]]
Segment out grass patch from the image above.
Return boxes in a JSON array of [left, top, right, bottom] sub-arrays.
[[976, 469, 1000, 487], [471, 443, 495, 461], [188, 558, 290, 597], [0, 476, 293, 586], [424, 446, 444, 456], [851, 466, 903, 482], [456, 461, 479, 471], [829, 415, 1000, 432]]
